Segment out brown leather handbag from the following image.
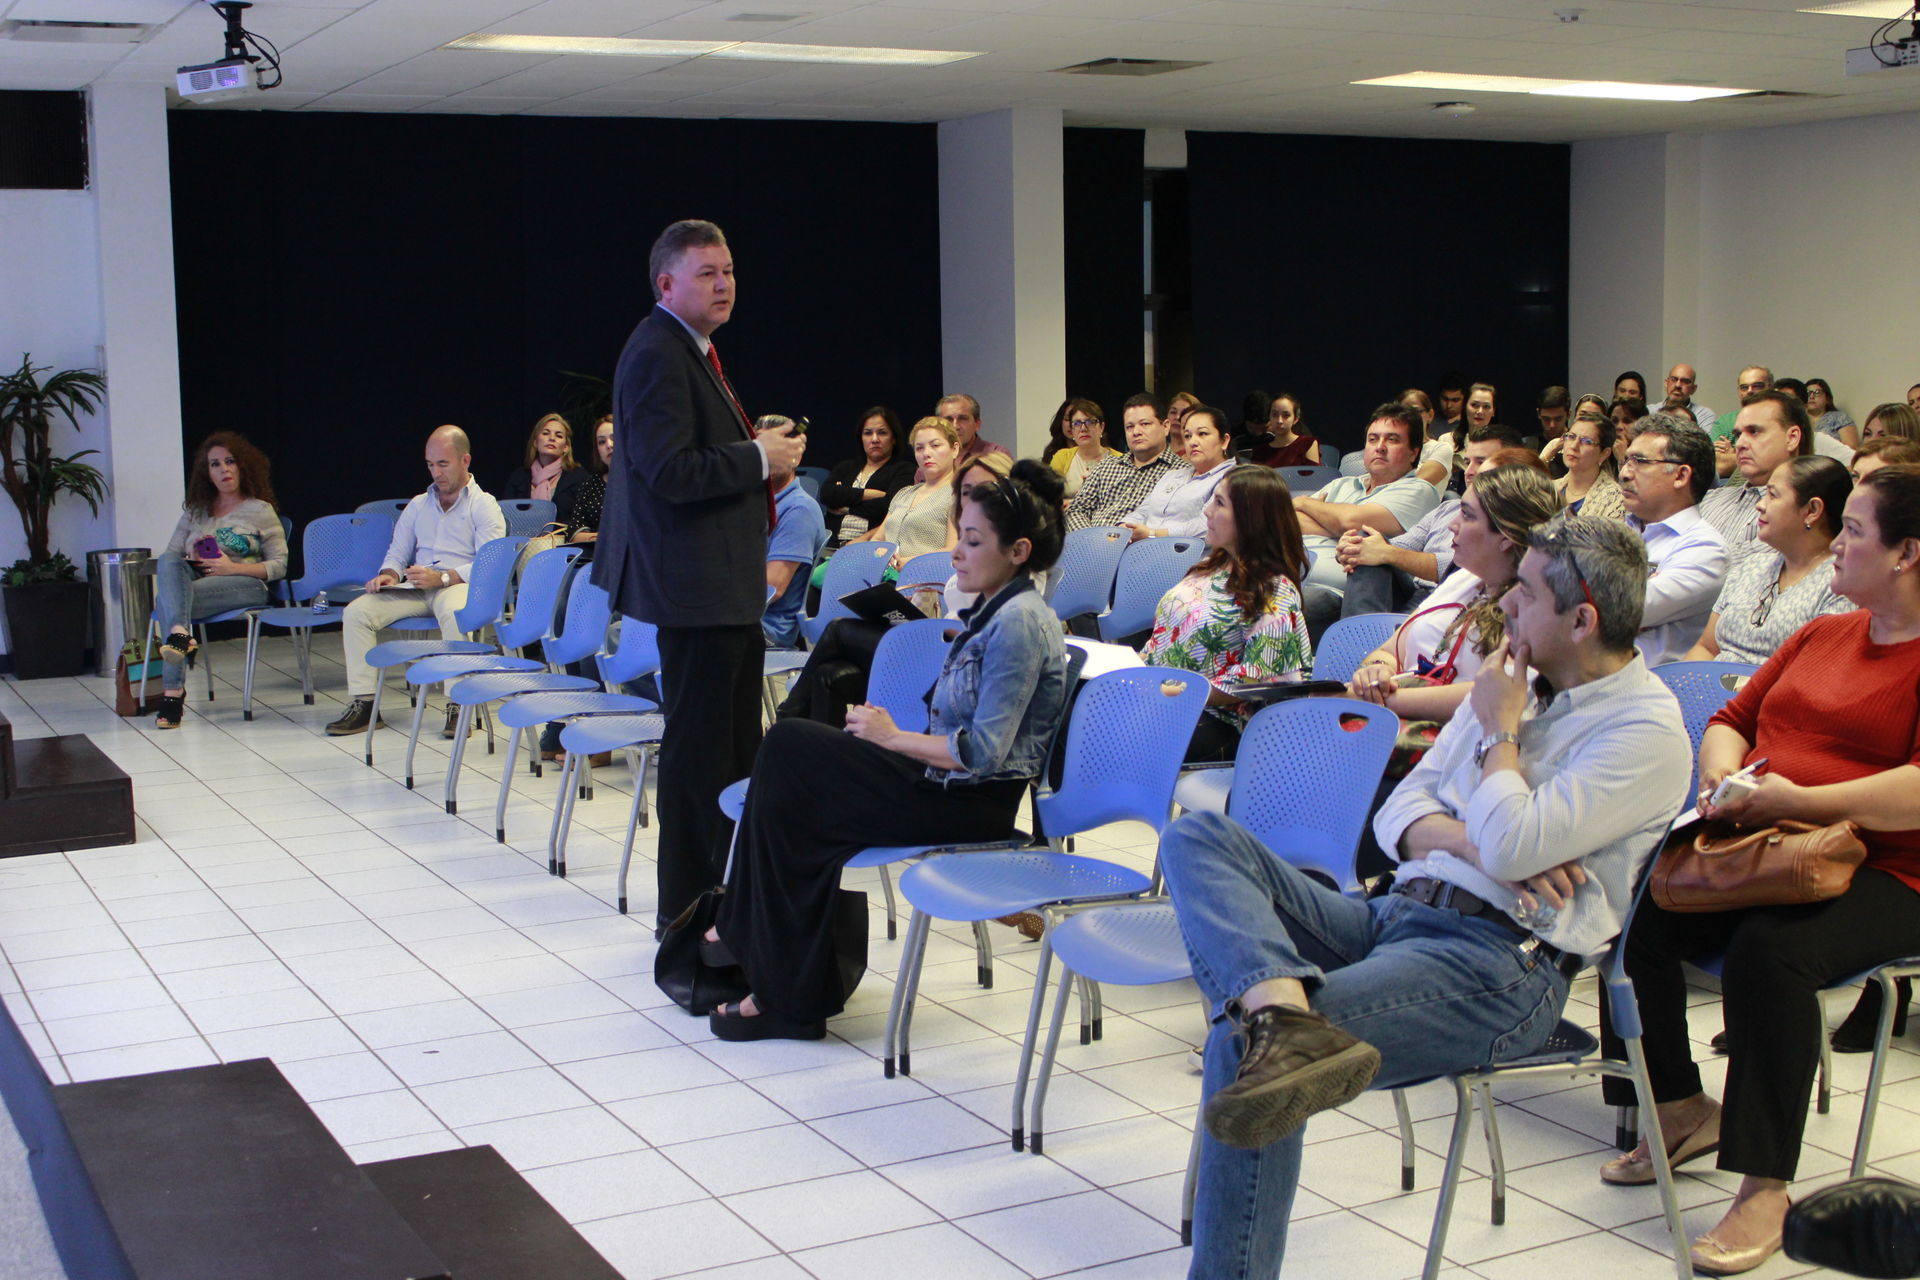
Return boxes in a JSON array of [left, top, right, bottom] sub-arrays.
[[1650, 818, 1868, 912]]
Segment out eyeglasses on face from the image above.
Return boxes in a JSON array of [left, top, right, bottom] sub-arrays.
[[1620, 453, 1680, 470], [1565, 434, 1603, 450], [1066, 419, 1100, 430]]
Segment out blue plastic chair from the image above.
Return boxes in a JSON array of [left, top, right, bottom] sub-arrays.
[[355, 499, 411, 518], [1320, 447, 1341, 471], [553, 708, 664, 900], [1339, 451, 1369, 477], [1045, 526, 1129, 623], [885, 664, 1207, 1079], [796, 465, 831, 491], [500, 498, 558, 537], [1096, 536, 1205, 642], [895, 550, 953, 592], [794, 474, 821, 501], [1312, 611, 1408, 682], [240, 512, 393, 719], [142, 515, 295, 705], [378, 530, 532, 641], [802, 541, 897, 644], [1275, 464, 1338, 493], [1651, 660, 1756, 801]]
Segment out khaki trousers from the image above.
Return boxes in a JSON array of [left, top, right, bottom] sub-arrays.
[[341, 584, 470, 696]]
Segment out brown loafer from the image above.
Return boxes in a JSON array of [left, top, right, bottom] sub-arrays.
[[1202, 1003, 1380, 1149], [1600, 1102, 1720, 1185]]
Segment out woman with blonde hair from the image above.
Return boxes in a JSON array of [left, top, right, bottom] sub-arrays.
[[506, 412, 589, 531]]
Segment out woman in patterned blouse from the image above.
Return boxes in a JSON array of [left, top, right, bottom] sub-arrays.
[[1141, 466, 1313, 762]]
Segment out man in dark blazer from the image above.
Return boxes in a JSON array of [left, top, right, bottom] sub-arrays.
[[593, 219, 805, 926]]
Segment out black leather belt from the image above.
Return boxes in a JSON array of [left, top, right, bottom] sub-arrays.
[[1391, 876, 1582, 980]]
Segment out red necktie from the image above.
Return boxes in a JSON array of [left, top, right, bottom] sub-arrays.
[[707, 341, 777, 531]]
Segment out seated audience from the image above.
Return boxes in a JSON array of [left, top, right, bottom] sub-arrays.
[[1447, 383, 1499, 490], [936, 392, 1009, 471], [1682, 456, 1854, 667], [1249, 391, 1320, 467], [819, 407, 913, 546], [762, 416, 829, 649], [1910, 384, 1920, 414], [1296, 403, 1441, 600], [1065, 393, 1187, 531], [1434, 371, 1468, 445], [851, 416, 959, 568], [1774, 377, 1808, 405], [1529, 384, 1571, 455], [1700, 391, 1813, 554], [1616, 369, 1650, 403], [1806, 378, 1855, 450], [1141, 467, 1312, 761], [1166, 391, 1200, 460], [1163, 513, 1689, 1280], [1334, 424, 1521, 618], [1345, 456, 1561, 725], [1047, 398, 1119, 498], [505, 413, 588, 530], [562, 414, 614, 549], [1403, 387, 1452, 487], [1042, 398, 1075, 460], [1551, 399, 1626, 520], [1597, 464, 1920, 1276], [1610, 395, 1649, 461], [705, 462, 1069, 1041], [1620, 414, 1728, 665], [152, 433, 289, 730], [1852, 438, 1920, 482], [1662, 363, 1718, 437], [1861, 402, 1920, 447], [1121, 404, 1235, 540], [327, 426, 507, 737]]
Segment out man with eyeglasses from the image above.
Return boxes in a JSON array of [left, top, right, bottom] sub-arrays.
[[1064, 393, 1188, 531], [1159, 513, 1691, 1280], [1661, 364, 1718, 440], [1618, 414, 1728, 665], [1699, 389, 1813, 554]]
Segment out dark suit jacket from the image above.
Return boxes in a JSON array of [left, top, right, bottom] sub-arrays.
[[503, 465, 590, 529], [592, 306, 766, 628]]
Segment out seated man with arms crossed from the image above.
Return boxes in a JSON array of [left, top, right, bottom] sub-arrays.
[[1064, 393, 1187, 532], [328, 425, 507, 736], [1159, 513, 1691, 1280]]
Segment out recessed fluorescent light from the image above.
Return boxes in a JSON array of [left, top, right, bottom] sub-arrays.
[[1798, 1, 1915, 17], [443, 32, 979, 67], [1353, 70, 1751, 101]]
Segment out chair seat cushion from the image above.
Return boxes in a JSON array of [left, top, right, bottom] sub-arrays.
[[450, 673, 597, 705], [407, 654, 542, 685], [1173, 768, 1232, 815], [558, 714, 665, 753], [1049, 902, 1192, 987], [901, 851, 1150, 922], [365, 639, 492, 666], [496, 691, 654, 729]]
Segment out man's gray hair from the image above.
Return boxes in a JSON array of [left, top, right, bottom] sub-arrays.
[[1526, 512, 1649, 652], [648, 219, 727, 300], [1631, 414, 1716, 505], [936, 393, 982, 421]]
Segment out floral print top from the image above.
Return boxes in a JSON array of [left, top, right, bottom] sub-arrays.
[[1142, 566, 1312, 727]]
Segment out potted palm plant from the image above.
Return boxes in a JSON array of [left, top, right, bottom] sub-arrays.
[[0, 355, 108, 678]]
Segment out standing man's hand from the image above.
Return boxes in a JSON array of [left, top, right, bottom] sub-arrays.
[[760, 422, 805, 474]]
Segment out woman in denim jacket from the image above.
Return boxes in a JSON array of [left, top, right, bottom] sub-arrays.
[[707, 461, 1069, 1042]]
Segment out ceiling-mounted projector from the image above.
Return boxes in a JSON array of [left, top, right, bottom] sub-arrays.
[[176, 57, 258, 103]]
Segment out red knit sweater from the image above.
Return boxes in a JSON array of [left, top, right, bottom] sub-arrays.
[[1710, 611, 1920, 891]]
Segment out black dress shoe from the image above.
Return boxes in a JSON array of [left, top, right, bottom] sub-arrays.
[[1835, 980, 1913, 1055], [1711, 1029, 1729, 1055], [1202, 1003, 1381, 1149], [1785, 1176, 1920, 1278]]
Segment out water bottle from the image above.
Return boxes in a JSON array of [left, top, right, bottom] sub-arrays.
[[312, 590, 329, 615]]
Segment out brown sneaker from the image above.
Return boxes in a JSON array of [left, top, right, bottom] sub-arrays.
[[325, 699, 381, 736], [1202, 1003, 1381, 1149]]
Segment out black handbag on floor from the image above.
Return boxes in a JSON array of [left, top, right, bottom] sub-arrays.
[[655, 887, 870, 1015]]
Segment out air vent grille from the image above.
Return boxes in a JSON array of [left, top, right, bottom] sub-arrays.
[[1055, 57, 1209, 77]]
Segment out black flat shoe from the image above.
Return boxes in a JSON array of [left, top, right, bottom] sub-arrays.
[[1835, 979, 1912, 1054], [699, 936, 738, 969], [709, 1001, 825, 1042]]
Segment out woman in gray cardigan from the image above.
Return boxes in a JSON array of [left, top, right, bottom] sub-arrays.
[[154, 433, 288, 729]]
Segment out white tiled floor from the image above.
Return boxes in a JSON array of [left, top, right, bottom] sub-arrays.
[[2, 636, 1914, 1278]]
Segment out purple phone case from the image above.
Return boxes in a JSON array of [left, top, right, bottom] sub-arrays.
[[193, 536, 220, 559]]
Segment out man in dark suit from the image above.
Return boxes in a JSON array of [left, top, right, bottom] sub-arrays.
[[592, 219, 805, 926]]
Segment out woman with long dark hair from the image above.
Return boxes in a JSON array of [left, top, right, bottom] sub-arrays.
[[820, 406, 913, 546], [1142, 466, 1313, 761], [152, 432, 288, 730]]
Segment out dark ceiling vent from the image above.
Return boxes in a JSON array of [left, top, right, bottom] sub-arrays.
[[1720, 89, 1839, 101], [727, 12, 808, 21], [0, 19, 151, 43], [1054, 57, 1209, 77]]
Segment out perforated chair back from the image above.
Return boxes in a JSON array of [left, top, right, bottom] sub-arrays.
[[356, 499, 412, 518], [1035, 666, 1209, 837], [896, 550, 953, 591], [796, 465, 831, 490], [598, 617, 661, 686], [1339, 451, 1369, 477], [452, 535, 529, 634], [867, 618, 958, 733], [501, 498, 558, 537], [545, 570, 613, 667], [495, 546, 582, 651], [795, 474, 821, 500], [803, 540, 897, 643], [1652, 660, 1756, 801], [1098, 536, 1206, 642], [290, 513, 393, 601], [1320, 447, 1341, 471], [1046, 527, 1129, 621], [1228, 697, 1399, 890], [1312, 612, 1407, 682], [1276, 465, 1338, 493]]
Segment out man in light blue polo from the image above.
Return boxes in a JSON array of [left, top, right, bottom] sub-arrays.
[[1295, 401, 1441, 603], [761, 415, 827, 648]]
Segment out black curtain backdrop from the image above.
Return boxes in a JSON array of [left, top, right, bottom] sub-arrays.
[[1063, 127, 1145, 436], [169, 111, 941, 539], [1185, 131, 1569, 458]]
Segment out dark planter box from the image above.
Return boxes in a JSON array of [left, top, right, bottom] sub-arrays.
[[2, 580, 91, 679]]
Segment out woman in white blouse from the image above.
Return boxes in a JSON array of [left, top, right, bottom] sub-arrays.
[[1682, 455, 1854, 666], [1122, 404, 1233, 541]]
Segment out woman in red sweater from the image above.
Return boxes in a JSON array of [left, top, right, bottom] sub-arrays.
[[1596, 464, 1920, 1275]]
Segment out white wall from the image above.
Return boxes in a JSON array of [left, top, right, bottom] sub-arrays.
[[1572, 110, 1920, 423]]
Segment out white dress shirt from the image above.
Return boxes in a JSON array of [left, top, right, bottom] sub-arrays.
[[384, 479, 508, 583], [1629, 503, 1728, 665]]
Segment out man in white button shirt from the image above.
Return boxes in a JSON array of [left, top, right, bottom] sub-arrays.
[[1158, 513, 1691, 1280], [1699, 389, 1813, 555], [327, 425, 507, 736], [1619, 414, 1728, 666]]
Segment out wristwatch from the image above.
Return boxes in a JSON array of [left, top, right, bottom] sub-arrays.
[[439, 570, 451, 588], [1473, 731, 1521, 768]]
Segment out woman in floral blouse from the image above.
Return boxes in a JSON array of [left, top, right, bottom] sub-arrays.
[[1142, 465, 1313, 762]]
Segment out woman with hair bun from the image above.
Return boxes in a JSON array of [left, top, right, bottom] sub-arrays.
[[704, 460, 1070, 1042]]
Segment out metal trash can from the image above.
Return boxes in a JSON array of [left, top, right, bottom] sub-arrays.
[[86, 548, 155, 677]]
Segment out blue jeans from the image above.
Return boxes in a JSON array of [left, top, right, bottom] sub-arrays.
[[153, 551, 268, 690], [1159, 812, 1571, 1280]]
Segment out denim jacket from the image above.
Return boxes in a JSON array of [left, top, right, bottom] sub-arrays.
[[926, 576, 1067, 784]]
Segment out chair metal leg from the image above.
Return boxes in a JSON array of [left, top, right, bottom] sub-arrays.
[[1077, 976, 1095, 1046], [365, 681, 381, 766], [1615, 1103, 1638, 1153], [876, 865, 898, 941], [549, 752, 580, 877], [579, 749, 594, 801], [1625, 1035, 1695, 1280], [1024, 952, 1076, 1156], [403, 681, 430, 789], [1008, 927, 1058, 1150], [494, 726, 522, 842], [444, 705, 476, 813], [1421, 1077, 1476, 1280], [1474, 1081, 1507, 1226], [1818, 1022, 1834, 1115], [1089, 976, 1105, 1042], [481, 701, 494, 752], [1853, 970, 1907, 1176], [616, 760, 645, 915], [298, 626, 315, 703], [241, 615, 261, 720], [1393, 1088, 1416, 1190], [636, 746, 654, 828], [883, 909, 932, 1078], [973, 919, 994, 989], [198, 623, 214, 701], [1180, 1115, 1203, 1246]]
